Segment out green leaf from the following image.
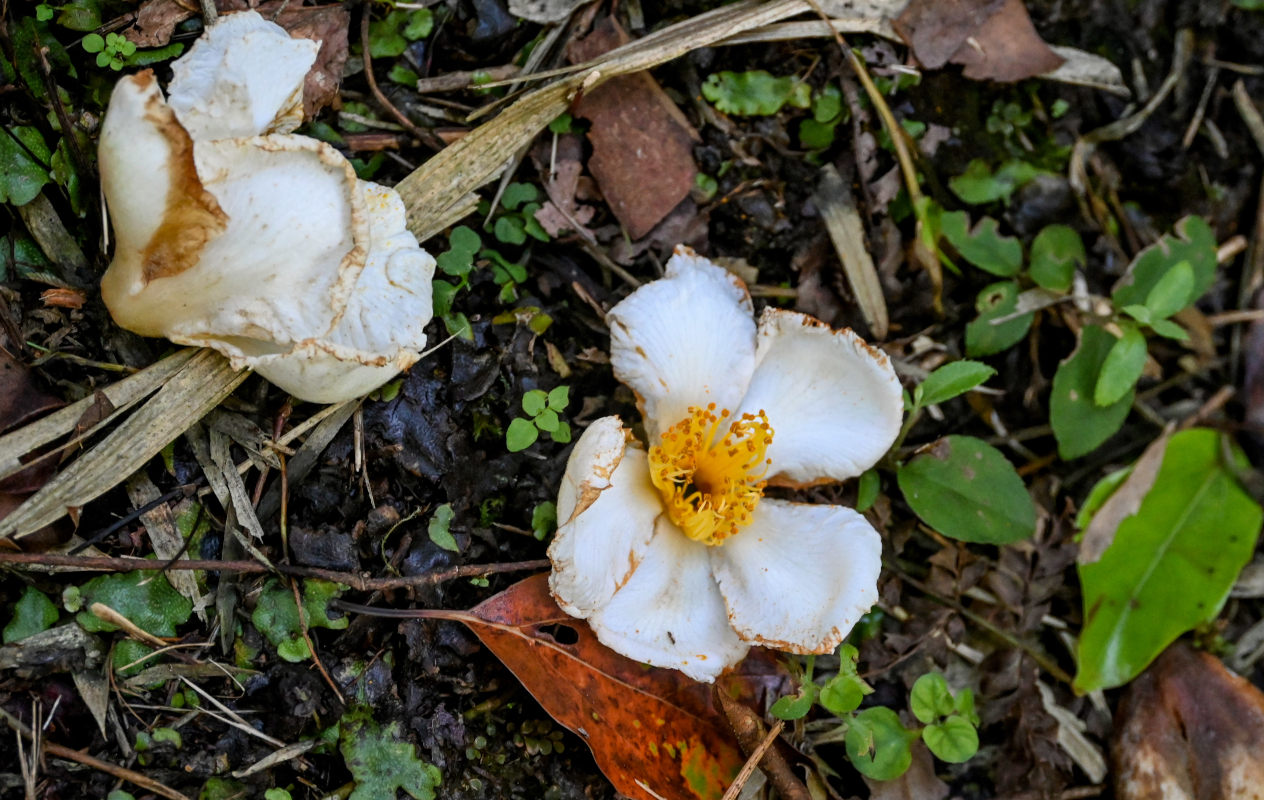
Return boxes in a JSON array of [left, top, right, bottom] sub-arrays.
[[954, 689, 979, 726], [403, 9, 434, 40], [948, 159, 1042, 205], [77, 571, 192, 637], [1121, 304, 1152, 325], [57, 0, 102, 31], [551, 421, 572, 444], [546, 385, 570, 411], [1149, 318, 1189, 341], [818, 673, 869, 715], [923, 715, 979, 763], [4, 586, 60, 643], [493, 215, 526, 245], [521, 389, 548, 416], [264, 790, 292, 800], [770, 684, 818, 720], [500, 182, 540, 211], [534, 408, 560, 433], [428, 503, 459, 552], [251, 579, 348, 663], [799, 118, 837, 150], [340, 707, 442, 800], [82, 33, 105, 53], [918, 361, 996, 407], [855, 469, 880, 513], [845, 707, 916, 781], [909, 673, 954, 724], [530, 501, 557, 541], [1111, 216, 1216, 311], [1094, 326, 1148, 407], [1051, 325, 1133, 459], [701, 70, 810, 116], [1029, 224, 1084, 291], [448, 225, 481, 256], [1144, 261, 1195, 320], [548, 113, 573, 134], [897, 435, 1036, 545], [940, 213, 1022, 276], [965, 281, 1033, 357], [506, 417, 539, 452], [0, 126, 52, 206], [1074, 429, 1263, 692]]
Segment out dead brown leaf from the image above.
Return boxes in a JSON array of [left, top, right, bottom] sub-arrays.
[[450, 574, 790, 800], [530, 134, 596, 237], [568, 17, 700, 239], [127, 1, 349, 116], [895, 0, 1063, 82], [1114, 642, 1264, 800]]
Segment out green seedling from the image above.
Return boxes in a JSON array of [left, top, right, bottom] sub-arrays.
[[251, 578, 348, 662], [83, 32, 136, 70], [702, 69, 810, 116], [506, 386, 571, 452]]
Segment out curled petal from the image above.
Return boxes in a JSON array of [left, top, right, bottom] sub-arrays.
[[608, 247, 755, 439], [711, 499, 881, 654], [588, 517, 749, 682], [167, 11, 318, 139], [737, 309, 902, 485], [99, 74, 433, 403], [549, 417, 661, 617]]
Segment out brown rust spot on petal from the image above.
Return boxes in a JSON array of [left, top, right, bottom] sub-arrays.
[[138, 79, 227, 283]]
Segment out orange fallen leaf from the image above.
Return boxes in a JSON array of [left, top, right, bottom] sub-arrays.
[[449, 573, 789, 800], [1114, 642, 1264, 800]]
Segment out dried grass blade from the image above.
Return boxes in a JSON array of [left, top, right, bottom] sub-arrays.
[[814, 164, 888, 339]]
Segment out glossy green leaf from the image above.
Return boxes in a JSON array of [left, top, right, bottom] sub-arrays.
[[909, 673, 954, 724], [1094, 326, 1147, 407], [845, 707, 917, 781], [1074, 429, 1263, 692], [1028, 224, 1084, 291], [917, 361, 996, 408], [1111, 216, 1216, 310], [940, 213, 1022, 276], [965, 281, 1032, 357], [897, 435, 1036, 545], [770, 683, 817, 720], [3, 586, 59, 643], [923, 715, 978, 763], [77, 571, 191, 637], [0, 126, 52, 206], [1051, 325, 1133, 459]]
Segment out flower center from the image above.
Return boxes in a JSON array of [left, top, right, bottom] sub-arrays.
[[647, 404, 773, 546]]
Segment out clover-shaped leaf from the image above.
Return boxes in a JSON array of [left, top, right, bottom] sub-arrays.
[[910, 673, 955, 724], [923, 715, 979, 763]]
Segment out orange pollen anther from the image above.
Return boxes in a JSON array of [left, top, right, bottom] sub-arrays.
[[647, 404, 774, 546]]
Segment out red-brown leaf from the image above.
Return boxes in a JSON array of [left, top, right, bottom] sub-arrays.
[[457, 574, 789, 800]]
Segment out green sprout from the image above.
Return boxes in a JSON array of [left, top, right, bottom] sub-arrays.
[[83, 32, 136, 71], [506, 386, 571, 452]]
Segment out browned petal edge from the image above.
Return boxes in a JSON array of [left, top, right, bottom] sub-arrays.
[[135, 70, 228, 284]]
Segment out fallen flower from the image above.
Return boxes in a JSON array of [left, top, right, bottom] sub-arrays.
[[98, 11, 435, 403], [548, 248, 902, 681]]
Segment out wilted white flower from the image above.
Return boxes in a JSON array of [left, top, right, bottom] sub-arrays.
[[98, 11, 435, 403], [548, 248, 902, 682]]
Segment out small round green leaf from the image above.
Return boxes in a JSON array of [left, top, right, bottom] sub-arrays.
[[506, 417, 539, 452], [845, 707, 916, 781], [550, 421, 572, 444], [855, 469, 880, 513], [3, 586, 59, 643], [909, 673, 954, 724], [1051, 325, 1133, 459], [1028, 224, 1084, 291], [521, 390, 548, 416], [534, 408, 560, 433], [1093, 326, 1148, 407], [819, 673, 868, 715], [923, 715, 979, 763], [965, 281, 1032, 357], [428, 503, 459, 552], [546, 385, 570, 411], [770, 684, 818, 720], [897, 435, 1036, 544]]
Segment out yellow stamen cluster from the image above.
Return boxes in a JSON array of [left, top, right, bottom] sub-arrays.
[[647, 404, 773, 546]]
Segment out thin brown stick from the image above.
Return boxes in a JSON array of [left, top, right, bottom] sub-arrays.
[[0, 552, 549, 591], [360, 9, 444, 151], [720, 718, 785, 800], [290, 578, 347, 706], [715, 689, 809, 800]]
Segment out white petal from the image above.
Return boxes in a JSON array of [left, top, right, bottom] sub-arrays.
[[607, 247, 756, 439], [548, 417, 661, 617], [711, 499, 880, 653], [99, 78, 433, 404], [588, 517, 749, 682], [167, 11, 318, 139], [737, 309, 902, 484]]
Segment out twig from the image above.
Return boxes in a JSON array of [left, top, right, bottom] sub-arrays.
[[886, 560, 1075, 686], [359, 9, 444, 151], [0, 551, 549, 590], [720, 718, 784, 800], [1, 708, 191, 800], [290, 578, 347, 706], [715, 689, 809, 800]]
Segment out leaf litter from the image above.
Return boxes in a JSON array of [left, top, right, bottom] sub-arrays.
[[3, 0, 1264, 798]]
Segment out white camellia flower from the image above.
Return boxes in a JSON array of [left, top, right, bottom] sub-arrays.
[[98, 11, 435, 403], [548, 247, 903, 682]]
